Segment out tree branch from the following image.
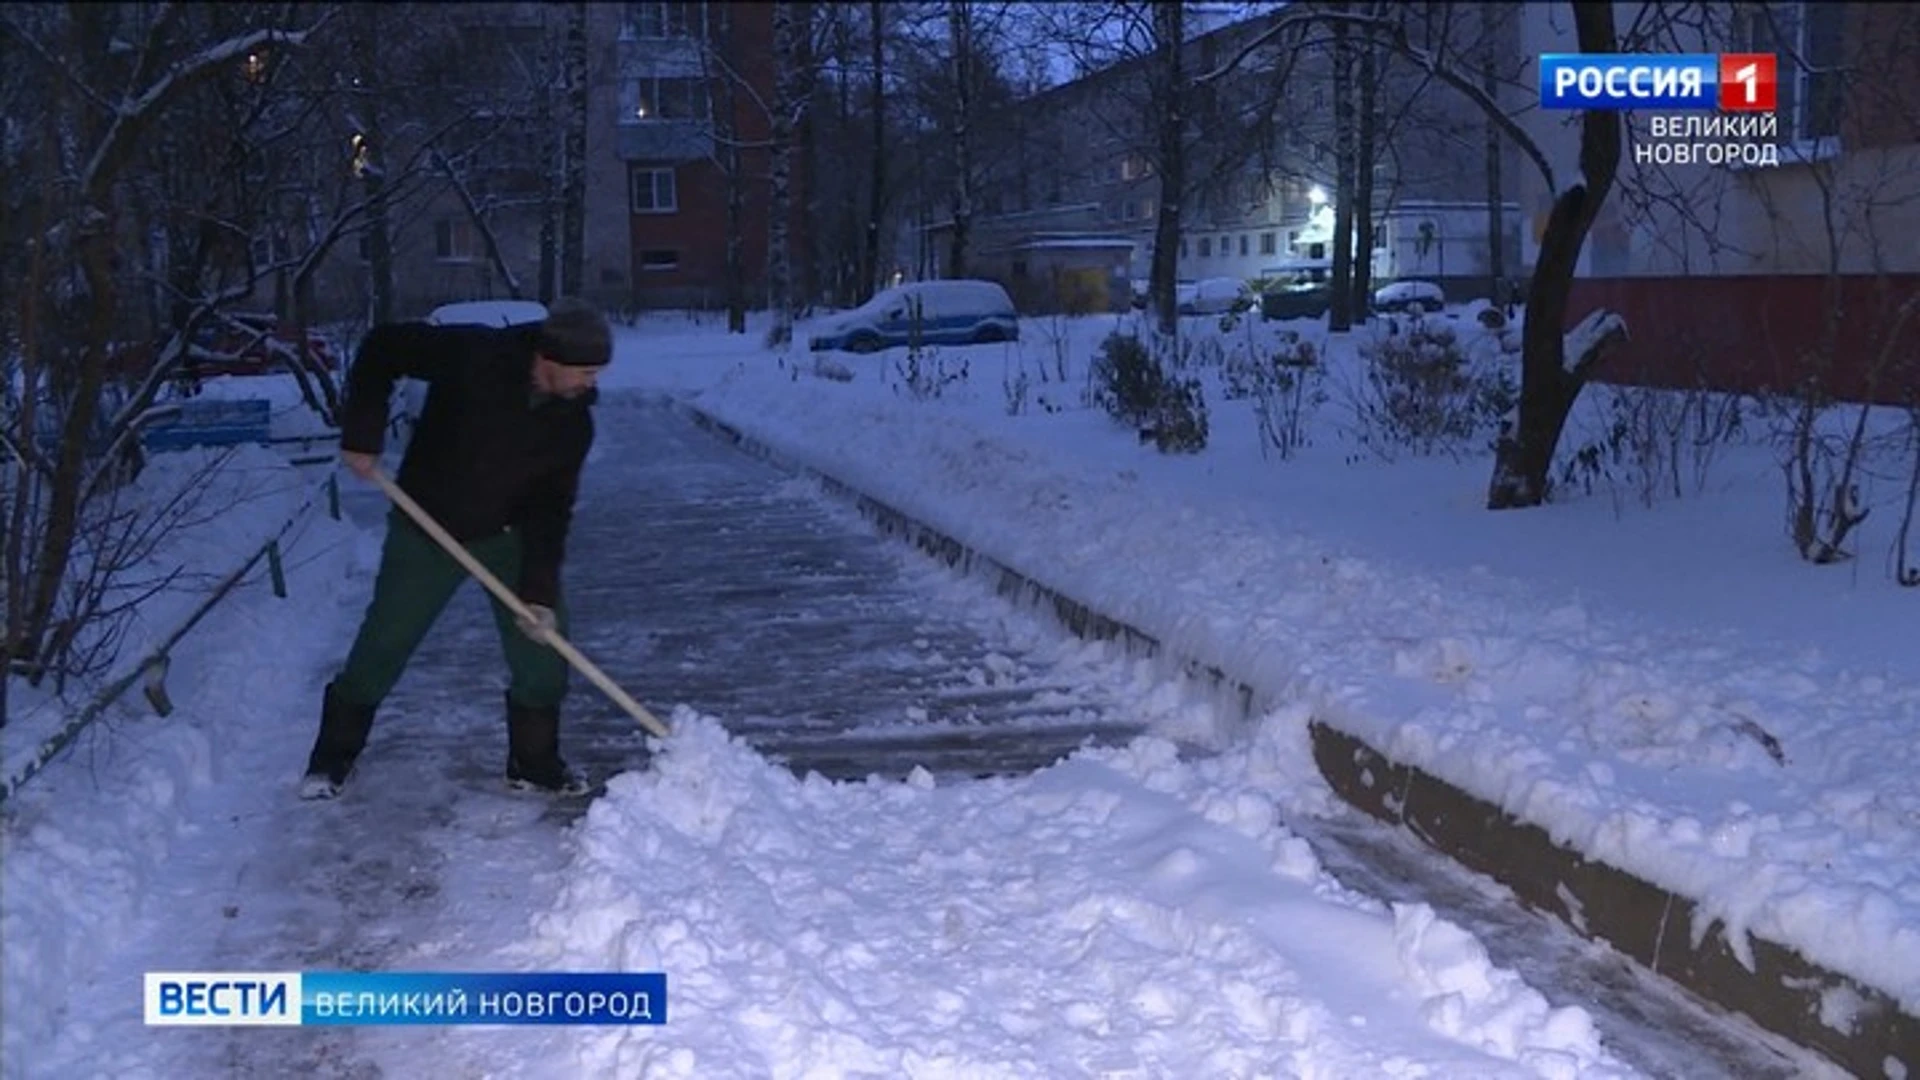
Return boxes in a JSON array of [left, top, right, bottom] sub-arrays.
[[83, 15, 331, 201], [1192, 7, 1558, 193], [0, 10, 115, 116]]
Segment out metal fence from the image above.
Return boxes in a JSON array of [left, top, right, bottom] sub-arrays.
[[0, 471, 343, 808]]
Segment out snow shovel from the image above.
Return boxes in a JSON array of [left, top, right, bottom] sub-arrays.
[[369, 467, 671, 739]]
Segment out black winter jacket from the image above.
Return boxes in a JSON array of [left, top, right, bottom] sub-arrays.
[[338, 320, 595, 608]]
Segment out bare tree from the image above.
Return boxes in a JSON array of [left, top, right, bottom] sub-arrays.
[[865, 0, 889, 296], [1480, 0, 1507, 305], [1349, 10, 1380, 322], [1729, 3, 1920, 567], [764, 0, 808, 347], [1, 2, 537, 711], [1485, 2, 1625, 508], [1329, 11, 1357, 331], [0, 4, 327, 701], [701, 2, 753, 332], [1196, 1, 1639, 509], [560, 1, 587, 297]]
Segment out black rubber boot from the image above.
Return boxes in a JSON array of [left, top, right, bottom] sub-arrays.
[[300, 682, 377, 800], [505, 692, 588, 796]]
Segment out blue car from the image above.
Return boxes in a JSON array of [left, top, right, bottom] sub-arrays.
[[809, 280, 1019, 354]]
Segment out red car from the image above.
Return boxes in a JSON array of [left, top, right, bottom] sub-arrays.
[[183, 313, 341, 378]]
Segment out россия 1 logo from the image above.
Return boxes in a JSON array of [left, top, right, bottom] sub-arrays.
[[1539, 54, 1777, 111]]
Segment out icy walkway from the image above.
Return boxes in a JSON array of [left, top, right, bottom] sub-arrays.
[[31, 399, 1155, 1078], [561, 394, 1153, 788]]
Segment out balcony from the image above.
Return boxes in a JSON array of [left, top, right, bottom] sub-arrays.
[[616, 121, 711, 162]]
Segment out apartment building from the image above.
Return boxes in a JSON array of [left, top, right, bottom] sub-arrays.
[[914, 3, 1525, 312], [369, 1, 803, 317], [1515, 1, 1920, 403]]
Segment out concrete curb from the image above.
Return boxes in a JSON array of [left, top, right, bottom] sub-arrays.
[[673, 396, 1916, 1078]]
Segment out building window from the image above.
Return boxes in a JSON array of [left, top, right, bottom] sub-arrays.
[[1734, 2, 1843, 145], [1308, 242, 1325, 260], [1138, 199, 1154, 220], [630, 166, 677, 213], [1199, 237, 1212, 257], [1238, 234, 1249, 256], [1180, 239, 1188, 258], [434, 218, 480, 262], [624, 76, 710, 123], [627, 2, 698, 39], [639, 249, 679, 272], [1260, 232, 1276, 255], [249, 230, 292, 273]]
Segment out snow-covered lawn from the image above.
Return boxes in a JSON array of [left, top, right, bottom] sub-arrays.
[[605, 306, 1920, 1015]]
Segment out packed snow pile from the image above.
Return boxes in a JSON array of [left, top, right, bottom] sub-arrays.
[[503, 708, 1636, 1079]]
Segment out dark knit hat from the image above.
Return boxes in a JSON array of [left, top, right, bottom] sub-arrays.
[[537, 297, 613, 367]]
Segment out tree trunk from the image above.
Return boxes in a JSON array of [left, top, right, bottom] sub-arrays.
[[1482, 2, 1506, 305], [1486, 2, 1623, 510], [946, 0, 975, 281], [20, 224, 115, 678], [865, 0, 886, 298], [1329, 14, 1357, 332], [765, 1, 801, 347], [836, 32, 859, 304], [537, 13, 560, 304], [560, 1, 588, 298], [714, 6, 747, 332], [1149, 0, 1185, 336], [355, 8, 394, 324], [1351, 30, 1377, 323], [364, 167, 395, 325]]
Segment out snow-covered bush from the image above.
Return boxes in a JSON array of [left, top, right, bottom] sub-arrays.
[[890, 344, 968, 401], [1088, 332, 1160, 428], [1223, 331, 1324, 460], [1557, 384, 1750, 507], [1087, 332, 1210, 453], [1351, 315, 1515, 459]]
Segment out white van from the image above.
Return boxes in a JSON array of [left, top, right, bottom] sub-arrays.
[[809, 279, 1018, 353]]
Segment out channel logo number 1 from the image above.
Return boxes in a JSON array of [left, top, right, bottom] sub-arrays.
[[1718, 54, 1777, 112]]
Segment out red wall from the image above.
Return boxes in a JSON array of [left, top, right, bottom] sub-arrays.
[[1567, 275, 1920, 406]]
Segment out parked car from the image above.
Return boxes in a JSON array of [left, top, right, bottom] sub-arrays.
[[183, 312, 342, 379], [1177, 277, 1255, 316], [425, 299, 550, 330], [808, 280, 1018, 353], [1260, 282, 1332, 321], [1371, 280, 1447, 315]]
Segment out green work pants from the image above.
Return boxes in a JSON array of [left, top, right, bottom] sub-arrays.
[[332, 510, 570, 710]]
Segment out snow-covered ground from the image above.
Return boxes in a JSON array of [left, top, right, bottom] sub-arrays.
[[599, 307, 1920, 1015], [3, 303, 1908, 1078]]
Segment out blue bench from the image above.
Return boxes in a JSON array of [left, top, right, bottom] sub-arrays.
[[139, 399, 273, 452]]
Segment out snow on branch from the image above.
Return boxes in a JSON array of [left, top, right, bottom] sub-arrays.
[[82, 18, 328, 199], [1563, 310, 1628, 379]]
